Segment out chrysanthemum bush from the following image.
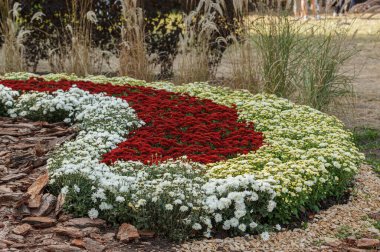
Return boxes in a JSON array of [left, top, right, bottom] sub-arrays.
[[53, 159, 276, 241], [174, 83, 364, 221], [7, 86, 143, 134], [0, 85, 18, 116], [0, 72, 364, 241]]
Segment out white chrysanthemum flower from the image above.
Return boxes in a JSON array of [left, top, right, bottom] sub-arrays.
[[99, 202, 113, 210], [305, 180, 314, 187], [88, 208, 99, 219], [234, 210, 246, 219], [61, 186, 69, 195], [267, 200, 277, 212], [229, 218, 239, 228], [214, 213, 222, 223], [64, 118, 71, 124], [165, 204, 173, 211], [179, 206, 189, 212], [249, 192, 259, 201], [73, 184, 80, 193], [192, 223, 202, 230], [223, 220, 231, 230], [115, 196, 125, 203], [203, 231, 212, 238], [137, 199, 147, 207], [249, 222, 258, 229], [260, 231, 270, 241], [174, 199, 182, 205]]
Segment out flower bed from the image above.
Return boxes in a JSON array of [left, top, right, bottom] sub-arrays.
[[1, 77, 264, 164], [0, 72, 364, 241]]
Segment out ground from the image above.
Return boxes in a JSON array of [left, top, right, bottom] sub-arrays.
[[342, 17, 380, 130]]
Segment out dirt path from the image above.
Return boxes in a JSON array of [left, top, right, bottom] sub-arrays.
[[346, 36, 380, 129]]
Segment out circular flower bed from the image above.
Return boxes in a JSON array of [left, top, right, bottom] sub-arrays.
[[0, 73, 364, 241]]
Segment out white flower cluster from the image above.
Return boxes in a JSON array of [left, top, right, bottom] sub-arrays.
[[200, 175, 276, 236], [51, 154, 277, 240], [7, 86, 144, 135], [48, 131, 125, 172], [0, 84, 19, 115]]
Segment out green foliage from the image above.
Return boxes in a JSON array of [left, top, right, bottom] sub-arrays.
[[0, 0, 28, 73], [374, 220, 380, 231], [250, 15, 356, 112], [335, 225, 353, 239], [353, 127, 380, 175], [298, 27, 355, 112], [251, 15, 302, 97]]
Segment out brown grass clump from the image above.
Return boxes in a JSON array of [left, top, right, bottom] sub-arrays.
[[225, 40, 259, 92], [119, 0, 154, 81], [47, 0, 104, 76], [0, 0, 28, 73], [174, 0, 250, 85]]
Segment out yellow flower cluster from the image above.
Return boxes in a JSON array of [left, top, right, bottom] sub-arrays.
[[173, 82, 364, 221]]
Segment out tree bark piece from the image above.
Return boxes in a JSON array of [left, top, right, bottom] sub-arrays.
[[117, 223, 140, 243], [0, 174, 27, 183], [33, 194, 57, 217], [64, 218, 106, 229], [22, 217, 57, 228], [12, 224, 32, 236], [54, 226, 84, 239], [28, 173, 50, 194]]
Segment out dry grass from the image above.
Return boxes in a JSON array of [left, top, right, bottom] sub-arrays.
[[119, 0, 154, 81], [174, 1, 217, 84], [224, 39, 259, 92], [174, 13, 211, 84], [47, 0, 110, 76], [0, 0, 28, 73], [1, 1, 375, 115], [174, 0, 250, 84]]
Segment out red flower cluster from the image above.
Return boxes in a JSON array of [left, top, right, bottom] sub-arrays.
[[2, 78, 264, 164]]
